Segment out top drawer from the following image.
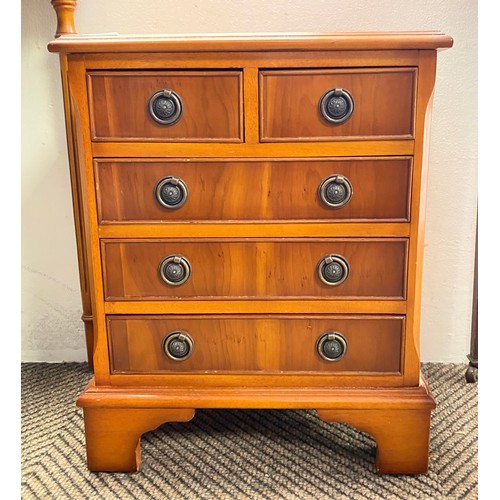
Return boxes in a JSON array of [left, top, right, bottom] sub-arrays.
[[260, 68, 416, 142], [87, 71, 243, 142]]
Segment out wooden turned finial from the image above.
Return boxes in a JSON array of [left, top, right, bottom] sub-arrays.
[[51, 0, 77, 37]]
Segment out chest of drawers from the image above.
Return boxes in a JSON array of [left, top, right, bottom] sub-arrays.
[[48, 1, 452, 474]]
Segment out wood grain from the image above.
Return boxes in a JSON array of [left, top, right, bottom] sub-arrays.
[[403, 50, 438, 385], [317, 408, 433, 474], [67, 59, 112, 384], [101, 238, 408, 300], [48, 31, 453, 54], [91, 139, 415, 158], [82, 407, 194, 472], [77, 373, 435, 472], [88, 71, 243, 142], [107, 315, 403, 374], [98, 222, 410, 239], [66, 50, 421, 70], [104, 299, 407, 315], [261, 68, 416, 141], [95, 157, 412, 223], [78, 373, 435, 407], [58, 54, 94, 367]]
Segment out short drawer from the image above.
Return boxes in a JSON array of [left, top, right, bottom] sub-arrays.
[[260, 68, 416, 142], [95, 157, 412, 223], [102, 238, 407, 300], [87, 71, 243, 142], [108, 315, 403, 374]]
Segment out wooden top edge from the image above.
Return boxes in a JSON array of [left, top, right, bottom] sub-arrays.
[[48, 31, 453, 53]]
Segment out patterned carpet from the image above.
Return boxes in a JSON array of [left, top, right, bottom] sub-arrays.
[[21, 363, 477, 499]]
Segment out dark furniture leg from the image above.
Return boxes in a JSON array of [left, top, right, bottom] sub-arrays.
[[466, 218, 478, 383]]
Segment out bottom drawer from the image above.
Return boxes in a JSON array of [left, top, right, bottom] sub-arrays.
[[108, 315, 403, 374]]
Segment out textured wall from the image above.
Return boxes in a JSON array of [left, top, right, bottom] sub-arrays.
[[21, 0, 477, 362]]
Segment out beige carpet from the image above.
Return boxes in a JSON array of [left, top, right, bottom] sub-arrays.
[[21, 363, 477, 499]]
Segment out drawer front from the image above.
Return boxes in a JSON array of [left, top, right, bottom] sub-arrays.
[[88, 71, 243, 142], [260, 68, 416, 141], [108, 315, 403, 374], [102, 239, 407, 300], [96, 158, 411, 223]]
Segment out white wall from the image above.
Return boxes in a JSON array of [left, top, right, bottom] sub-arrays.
[[21, 0, 477, 362]]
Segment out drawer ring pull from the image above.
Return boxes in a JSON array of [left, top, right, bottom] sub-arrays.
[[319, 88, 354, 124], [318, 174, 353, 209], [155, 176, 189, 209], [316, 331, 348, 361], [163, 330, 194, 361], [148, 89, 183, 125], [158, 254, 192, 286], [317, 254, 350, 286]]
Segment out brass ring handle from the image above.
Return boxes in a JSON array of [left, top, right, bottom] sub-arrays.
[[155, 176, 189, 209], [158, 254, 192, 286], [317, 254, 350, 286], [318, 174, 353, 209], [162, 330, 194, 361], [316, 331, 348, 361], [319, 88, 354, 124], [148, 89, 183, 125]]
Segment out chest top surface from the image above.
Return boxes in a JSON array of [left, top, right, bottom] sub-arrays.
[[48, 30, 453, 53]]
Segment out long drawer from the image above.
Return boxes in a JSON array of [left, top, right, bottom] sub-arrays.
[[108, 315, 403, 374], [95, 157, 412, 223], [102, 238, 407, 300]]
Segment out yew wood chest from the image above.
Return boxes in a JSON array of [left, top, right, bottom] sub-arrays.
[[48, 0, 452, 474]]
